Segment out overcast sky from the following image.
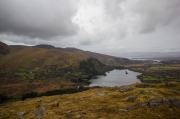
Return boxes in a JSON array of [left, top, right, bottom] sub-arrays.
[[0, 0, 180, 55]]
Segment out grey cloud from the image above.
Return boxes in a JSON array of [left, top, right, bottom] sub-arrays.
[[103, 0, 180, 34], [132, 0, 180, 33], [103, 0, 125, 19], [0, 0, 79, 39]]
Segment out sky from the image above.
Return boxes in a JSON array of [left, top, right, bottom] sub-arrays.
[[0, 0, 180, 55]]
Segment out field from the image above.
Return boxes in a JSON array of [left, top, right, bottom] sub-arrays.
[[128, 63, 180, 83]]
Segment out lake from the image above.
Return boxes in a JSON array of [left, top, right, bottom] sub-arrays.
[[89, 69, 141, 87]]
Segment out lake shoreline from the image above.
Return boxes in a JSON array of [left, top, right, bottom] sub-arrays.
[[88, 69, 141, 87]]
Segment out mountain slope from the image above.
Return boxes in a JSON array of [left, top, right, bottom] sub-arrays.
[[53, 47, 140, 65], [1, 82, 180, 119], [0, 45, 91, 97], [0, 43, 116, 97], [0, 41, 10, 55]]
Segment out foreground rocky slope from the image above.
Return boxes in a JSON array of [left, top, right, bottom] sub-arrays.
[[1, 82, 180, 119]]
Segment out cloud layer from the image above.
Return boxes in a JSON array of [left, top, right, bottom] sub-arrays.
[[0, 0, 180, 53], [0, 0, 78, 39]]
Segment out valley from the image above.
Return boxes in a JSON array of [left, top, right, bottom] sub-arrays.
[[1, 41, 180, 119]]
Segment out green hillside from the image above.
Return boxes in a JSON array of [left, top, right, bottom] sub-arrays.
[[0, 43, 116, 97]]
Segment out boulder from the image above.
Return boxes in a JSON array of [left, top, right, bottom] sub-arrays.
[[119, 109, 128, 112], [35, 107, 46, 116], [162, 98, 172, 107], [171, 98, 180, 108], [127, 95, 138, 102], [138, 102, 148, 107], [149, 98, 163, 108], [17, 111, 28, 118], [51, 101, 59, 107], [119, 86, 136, 92]]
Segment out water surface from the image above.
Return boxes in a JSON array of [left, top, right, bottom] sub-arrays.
[[89, 69, 141, 87]]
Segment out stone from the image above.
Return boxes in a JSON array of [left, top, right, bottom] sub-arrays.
[[149, 98, 163, 108], [138, 102, 148, 107], [65, 110, 71, 114], [76, 115, 82, 118], [35, 107, 46, 116], [119, 86, 136, 92], [171, 98, 180, 108], [94, 92, 108, 96], [119, 109, 128, 112], [162, 98, 172, 107], [126, 104, 138, 110], [51, 101, 59, 107], [127, 95, 138, 102], [17, 111, 28, 118]]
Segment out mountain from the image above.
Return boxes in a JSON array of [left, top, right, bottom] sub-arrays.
[[34, 44, 55, 49], [0, 42, 141, 97], [54, 47, 140, 65], [0, 42, 116, 97], [116, 52, 180, 59]]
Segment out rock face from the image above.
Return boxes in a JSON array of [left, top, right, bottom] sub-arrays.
[[35, 107, 46, 116], [17, 111, 28, 118], [136, 83, 152, 88], [119, 86, 136, 92], [171, 98, 180, 108], [149, 98, 163, 108], [127, 98, 180, 110], [127, 95, 138, 102], [0, 41, 10, 55]]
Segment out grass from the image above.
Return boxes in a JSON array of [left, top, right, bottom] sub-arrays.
[[1, 82, 180, 119], [129, 64, 180, 82], [15, 72, 35, 79], [143, 76, 164, 81]]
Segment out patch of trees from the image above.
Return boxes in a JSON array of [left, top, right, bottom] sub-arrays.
[[21, 87, 89, 100], [79, 58, 113, 78], [0, 94, 13, 103], [160, 60, 180, 64]]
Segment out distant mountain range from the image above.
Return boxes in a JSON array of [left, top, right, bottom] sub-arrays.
[[33, 44, 139, 66], [112, 52, 180, 59]]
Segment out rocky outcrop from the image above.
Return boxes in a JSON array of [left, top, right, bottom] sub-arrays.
[[35, 107, 46, 116], [127, 95, 138, 102], [17, 111, 28, 118], [126, 98, 180, 110], [119, 86, 136, 92], [136, 83, 152, 88]]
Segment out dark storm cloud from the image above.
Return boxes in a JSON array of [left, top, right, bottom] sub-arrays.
[[134, 0, 180, 33], [0, 0, 79, 39], [1, 0, 180, 53], [103, 0, 180, 34]]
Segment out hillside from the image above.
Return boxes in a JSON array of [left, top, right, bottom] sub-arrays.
[[1, 82, 180, 119], [41, 47, 141, 65], [0, 43, 116, 97], [0, 41, 10, 55]]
